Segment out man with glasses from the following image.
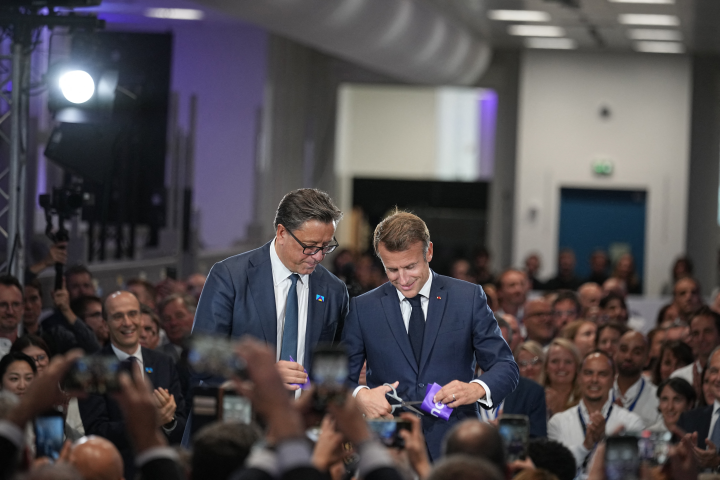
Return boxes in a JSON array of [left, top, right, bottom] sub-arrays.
[[191, 188, 349, 391], [0, 275, 23, 357]]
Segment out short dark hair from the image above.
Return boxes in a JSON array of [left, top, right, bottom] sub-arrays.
[[690, 306, 720, 336], [373, 209, 430, 257], [596, 322, 629, 347], [64, 264, 92, 280], [158, 293, 197, 317], [0, 351, 37, 380], [427, 455, 503, 480], [10, 334, 51, 359], [126, 278, 157, 301], [656, 377, 696, 406], [190, 422, 261, 480], [441, 420, 505, 473], [528, 439, 576, 480], [70, 295, 102, 319], [273, 188, 343, 233], [24, 278, 43, 299], [599, 292, 626, 311], [553, 290, 581, 313], [0, 275, 22, 295], [652, 340, 694, 385], [140, 303, 160, 331], [656, 303, 675, 325]]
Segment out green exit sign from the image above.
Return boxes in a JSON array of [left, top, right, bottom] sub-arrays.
[[592, 159, 614, 176]]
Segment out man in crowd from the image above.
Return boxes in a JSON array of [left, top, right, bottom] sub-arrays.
[[343, 210, 518, 460], [499, 313, 522, 353], [127, 278, 157, 310], [545, 249, 583, 291], [68, 436, 124, 480], [21, 279, 45, 336], [673, 277, 703, 323], [65, 265, 97, 300], [577, 282, 602, 321], [672, 306, 720, 399], [70, 296, 109, 346], [548, 351, 644, 470], [0, 275, 23, 356], [612, 330, 660, 427], [587, 250, 609, 285], [159, 293, 196, 362], [79, 290, 186, 478], [139, 304, 161, 350], [191, 189, 349, 389], [552, 291, 580, 331], [523, 298, 555, 347], [495, 269, 527, 322]]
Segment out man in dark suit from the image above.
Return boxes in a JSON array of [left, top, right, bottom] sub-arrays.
[[191, 189, 349, 387], [79, 291, 186, 479], [343, 211, 518, 460]]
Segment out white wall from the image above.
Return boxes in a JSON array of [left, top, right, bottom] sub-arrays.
[[513, 51, 691, 295]]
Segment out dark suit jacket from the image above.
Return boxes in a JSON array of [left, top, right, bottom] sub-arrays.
[[191, 241, 350, 379], [677, 405, 713, 448], [502, 376, 547, 438], [342, 272, 519, 460], [38, 311, 101, 355], [78, 344, 187, 479]]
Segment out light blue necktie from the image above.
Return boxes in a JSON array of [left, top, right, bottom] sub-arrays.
[[711, 408, 720, 451], [280, 274, 300, 361]]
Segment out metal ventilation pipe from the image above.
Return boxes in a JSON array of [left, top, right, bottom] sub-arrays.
[[191, 0, 491, 85]]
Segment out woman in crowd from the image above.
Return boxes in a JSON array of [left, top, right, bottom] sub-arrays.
[[514, 341, 545, 385], [596, 322, 628, 359], [651, 340, 694, 386], [560, 320, 597, 358], [10, 335, 50, 374], [599, 293, 629, 325], [656, 304, 680, 327], [699, 366, 715, 407], [0, 351, 36, 397], [611, 253, 642, 295], [543, 338, 581, 417], [650, 377, 696, 432]]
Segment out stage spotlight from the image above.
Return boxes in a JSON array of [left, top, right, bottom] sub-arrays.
[[59, 70, 95, 104]]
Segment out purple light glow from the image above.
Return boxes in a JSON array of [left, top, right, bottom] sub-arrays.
[[478, 90, 498, 180]]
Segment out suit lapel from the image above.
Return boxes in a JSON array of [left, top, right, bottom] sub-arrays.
[[305, 273, 328, 359], [419, 272, 448, 373], [380, 284, 418, 373], [247, 244, 278, 344]]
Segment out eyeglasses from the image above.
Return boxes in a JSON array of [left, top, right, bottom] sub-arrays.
[[284, 227, 339, 256], [553, 309, 577, 317], [30, 354, 47, 363], [518, 356, 541, 368], [0, 301, 21, 312]]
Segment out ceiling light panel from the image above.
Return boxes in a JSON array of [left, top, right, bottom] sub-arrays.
[[508, 25, 566, 37], [628, 29, 682, 41], [488, 10, 551, 22], [635, 41, 685, 53], [525, 38, 577, 49], [619, 14, 680, 26], [145, 8, 205, 20]]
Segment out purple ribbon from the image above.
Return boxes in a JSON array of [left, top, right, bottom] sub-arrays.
[[420, 382, 453, 421], [289, 356, 310, 390]]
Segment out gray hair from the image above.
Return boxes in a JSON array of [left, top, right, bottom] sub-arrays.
[[495, 313, 512, 346], [273, 188, 343, 233], [158, 293, 197, 316]]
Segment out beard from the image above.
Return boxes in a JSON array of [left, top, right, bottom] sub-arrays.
[[618, 364, 642, 377]]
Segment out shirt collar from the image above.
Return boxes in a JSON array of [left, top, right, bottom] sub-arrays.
[[613, 376, 643, 402], [713, 400, 720, 416], [394, 272, 433, 304], [270, 238, 309, 287], [579, 396, 613, 419], [111, 343, 143, 364]]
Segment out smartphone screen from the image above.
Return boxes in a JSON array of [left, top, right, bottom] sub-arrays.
[[498, 415, 529, 462], [605, 435, 641, 480], [221, 392, 252, 425], [63, 356, 121, 394], [310, 344, 348, 411], [188, 334, 247, 379], [35, 414, 65, 460], [366, 419, 411, 448]]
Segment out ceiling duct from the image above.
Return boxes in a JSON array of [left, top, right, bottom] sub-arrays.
[[191, 0, 492, 85]]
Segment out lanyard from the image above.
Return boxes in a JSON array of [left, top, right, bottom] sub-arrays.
[[611, 378, 645, 412], [578, 404, 614, 437], [480, 400, 505, 422]]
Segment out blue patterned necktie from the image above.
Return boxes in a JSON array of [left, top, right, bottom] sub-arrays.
[[407, 295, 425, 366], [280, 274, 300, 361], [711, 408, 720, 451]]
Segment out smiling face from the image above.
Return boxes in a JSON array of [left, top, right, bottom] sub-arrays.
[[615, 331, 648, 378], [659, 349, 681, 381], [517, 349, 543, 382], [574, 322, 597, 357], [275, 220, 336, 276], [105, 291, 141, 354], [2, 360, 34, 397], [598, 327, 622, 358], [377, 241, 433, 299], [658, 384, 690, 428], [546, 345, 577, 387], [580, 353, 614, 404]]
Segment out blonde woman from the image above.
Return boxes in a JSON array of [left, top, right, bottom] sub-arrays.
[[544, 338, 582, 417], [514, 341, 545, 385], [560, 320, 597, 358]]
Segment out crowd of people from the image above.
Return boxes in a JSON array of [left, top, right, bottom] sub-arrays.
[[0, 187, 717, 480]]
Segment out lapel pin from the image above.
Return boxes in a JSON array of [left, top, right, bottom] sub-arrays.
[[316, 294, 325, 302], [145, 367, 153, 374], [437, 296, 442, 300]]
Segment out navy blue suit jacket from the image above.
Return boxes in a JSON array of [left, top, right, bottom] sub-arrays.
[[677, 405, 713, 448], [342, 272, 519, 460], [191, 241, 349, 379], [78, 344, 187, 479], [502, 376, 547, 438]]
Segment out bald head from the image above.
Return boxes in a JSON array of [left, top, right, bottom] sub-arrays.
[[69, 436, 124, 480], [578, 283, 602, 311], [442, 420, 505, 474]]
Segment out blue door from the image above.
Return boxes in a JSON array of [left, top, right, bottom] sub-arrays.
[[558, 188, 647, 291]]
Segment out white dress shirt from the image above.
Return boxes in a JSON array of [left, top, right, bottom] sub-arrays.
[[708, 400, 720, 441], [269, 238, 310, 366], [612, 376, 658, 428], [548, 397, 645, 471], [670, 361, 701, 385], [111, 343, 144, 377]]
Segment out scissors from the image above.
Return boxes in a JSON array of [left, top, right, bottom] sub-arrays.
[[384, 383, 424, 416]]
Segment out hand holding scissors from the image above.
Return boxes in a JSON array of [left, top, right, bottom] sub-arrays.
[[384, 383, 424, 416]]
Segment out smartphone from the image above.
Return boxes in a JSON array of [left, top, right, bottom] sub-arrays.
[[187, 334, 248, 379], [62, 356, 122, 394], [605, 434, 641, 480], [366, 419, 412, 448], [220, 390, 252, 425], [310, 344, 348, 411], [35, 411, 65, 460], [498, 414, 529, 462]]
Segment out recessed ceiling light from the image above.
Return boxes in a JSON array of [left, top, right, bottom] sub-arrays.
[[145, 8, 205, 20], [525, 38, 577, 49], [508, 25, 566, 37], [634, 41, 685, 53], [610, 0, 674, 3], [488, 10, 551, 22], [628, 29, 682, 41], [619, 14, 680, 26]]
